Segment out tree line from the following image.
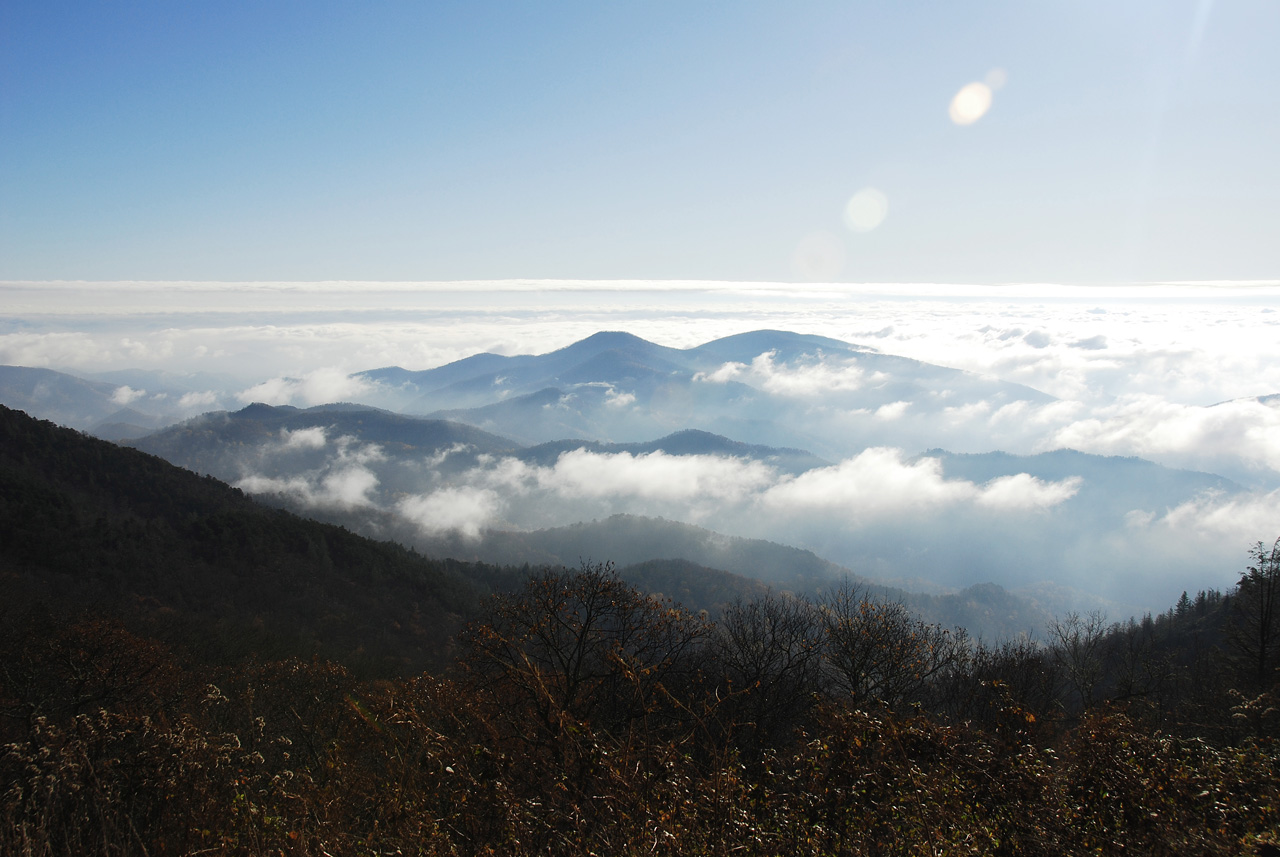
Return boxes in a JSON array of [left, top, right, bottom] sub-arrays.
[[5, 553, 1280, 856]]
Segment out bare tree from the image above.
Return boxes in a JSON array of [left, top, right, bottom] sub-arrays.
[[819, 582, 964, 711], [1049, 610, 1108, 711], [713, 593, 826, 753], [961, 637, 1065, 728], [461, 562, 711, 751], [1105, 616, 1172, 707]]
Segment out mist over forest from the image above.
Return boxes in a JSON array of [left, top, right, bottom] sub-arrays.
[[4, 323, 1278, 622]]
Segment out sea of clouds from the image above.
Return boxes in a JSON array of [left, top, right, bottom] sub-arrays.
[[4, 279, 1279, 608]]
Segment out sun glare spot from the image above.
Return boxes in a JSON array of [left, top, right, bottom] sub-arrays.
[[984, 67, 1007, 90], [949, 81, 993, 125], [844, 188, 889, 233]]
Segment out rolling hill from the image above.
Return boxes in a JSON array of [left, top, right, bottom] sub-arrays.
[[353, 329, 1056, 454]]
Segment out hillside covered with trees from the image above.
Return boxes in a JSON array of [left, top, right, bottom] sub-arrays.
[[0, 404, 503, 676], [3, 404, 1280, 854]]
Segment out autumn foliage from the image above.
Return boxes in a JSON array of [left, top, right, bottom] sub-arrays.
[[4, 562, 1280, 856]]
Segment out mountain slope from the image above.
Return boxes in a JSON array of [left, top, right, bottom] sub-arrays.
[[0, 365, 237, 437], [411, 514, 1056, 638], [686, 329, 867, 365], [0, 365, 142, 431], [422, 513, 853, 591], [0, 404, 493, 676], [127, 404, 831, 517], [129, 402, 522, 480], [3, 404, 823, 663]]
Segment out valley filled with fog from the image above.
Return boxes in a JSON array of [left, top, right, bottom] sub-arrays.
[[4, 281, 1278, 620]]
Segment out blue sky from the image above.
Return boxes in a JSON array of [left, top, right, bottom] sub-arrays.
[[2, 0, 1278, 282]]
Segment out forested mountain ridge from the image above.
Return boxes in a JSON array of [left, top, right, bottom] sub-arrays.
[[0, 364, 229, 439], [0, 404, 803, 670], [130, 401, 521, 475], [129, 402, 824, 481], [0, 404, 493, 676]]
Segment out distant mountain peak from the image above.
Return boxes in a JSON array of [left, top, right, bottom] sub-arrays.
[[688, 330, 875, 368], [1209, 392, 1280, 408], [560, 330, 655, 350], [698, 329, 873, 354]]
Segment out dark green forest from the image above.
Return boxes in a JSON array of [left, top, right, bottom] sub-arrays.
[[3, 404, 1279, 855]]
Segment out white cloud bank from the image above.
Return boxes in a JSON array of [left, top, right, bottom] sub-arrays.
[[387, 447, 1081, 546], [216, 423, 1257, 608], [237, 466, 381, 510], [232, 437, 1080, 550], [398, 487, 504, 540], [695, 350, 866, 397], [237, 368, 373, 407], [759, 448, 1079, 520], [234, 429, 385, 510], [1049, 396, 1280, 476], [111, 385, 146, 405], [544, 449, 776, 502]]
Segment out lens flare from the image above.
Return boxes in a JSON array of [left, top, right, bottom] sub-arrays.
[[949, 81, 993, 125], [844, 188, 889, 233]]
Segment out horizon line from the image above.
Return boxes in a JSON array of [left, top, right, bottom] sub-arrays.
[[4, 278, 1280, 300]]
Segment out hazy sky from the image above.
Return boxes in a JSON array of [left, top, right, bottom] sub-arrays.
[[3, 1, 1278, 283]]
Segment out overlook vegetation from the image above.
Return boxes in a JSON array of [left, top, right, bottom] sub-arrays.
[[3, 404, 1280, 854]]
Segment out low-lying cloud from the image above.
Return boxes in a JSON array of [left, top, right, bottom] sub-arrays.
[[277, 439, 1227, 607], [1049, 396, 1280, 479], [111, 385, 146, 405], [695, 351, 865, 397], [1147, 489, 1280, 544], [543, 449, 776, 503], [9, 281, 1280, 610], [398, 487, 503, 540], [178, 390, 219, 409], [237, 368, 373, 407], [758, 448, 1080, 521], [378, 447, 1083, 564], [233, 428, 385, 510], [237, 466, 380, 510], [281, 426, 328, 450]]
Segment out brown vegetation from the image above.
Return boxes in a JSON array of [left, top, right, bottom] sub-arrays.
[[5, 562, 1280, 856]]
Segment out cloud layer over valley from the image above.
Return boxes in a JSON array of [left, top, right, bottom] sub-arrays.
[[129, 394, 1271, 614], [7, 280, 1280, 615], [252, 426, 1279, 611]]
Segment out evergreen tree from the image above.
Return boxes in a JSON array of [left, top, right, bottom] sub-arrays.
[[1227, 538, 1280, 692]]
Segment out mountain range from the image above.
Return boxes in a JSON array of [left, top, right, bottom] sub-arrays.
[[0, 364, 236, 440], [354, 329, 1054, 456], [0, 403, 1053, 649], [2, 329, 1267, 620]]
